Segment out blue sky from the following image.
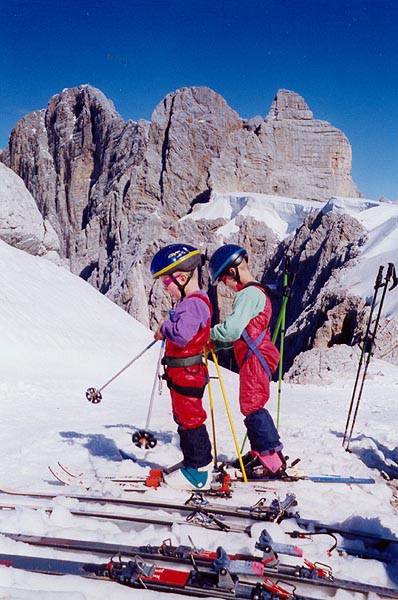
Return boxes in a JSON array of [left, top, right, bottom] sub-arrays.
[[1, 0, 397, 200]]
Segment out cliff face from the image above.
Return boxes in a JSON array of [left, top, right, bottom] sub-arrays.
[[1, 84, 358, 296], [210, 89, 357, 202], [2, 84, 374, 362]]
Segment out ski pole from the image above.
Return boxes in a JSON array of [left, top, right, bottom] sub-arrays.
[[343, 263, 397, 451], [275, 264, 292, 429], [342, 265, 384, 447], [209, 347, 248, 483], [86, 339, 158, 404], [132, 339, 165, 449], [204, 347, 218, 468]]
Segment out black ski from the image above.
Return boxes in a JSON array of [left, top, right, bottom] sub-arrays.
[[293, 516, 398, 548], [287, 516, 398, 563], [0, 552, 327, 600], [1, 531, 398, 597], [0, 487, 298, 524], [0, 499, 251, 535]]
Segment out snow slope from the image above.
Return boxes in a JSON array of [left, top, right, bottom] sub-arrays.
[[0, 239, 398, 598], [328, 198, 398, 317]]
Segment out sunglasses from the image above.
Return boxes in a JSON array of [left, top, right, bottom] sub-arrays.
[[162, 276, 175, 287]]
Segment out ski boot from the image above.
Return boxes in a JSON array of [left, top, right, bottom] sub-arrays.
[[229, 450, 258, 470], [246, 448, 287, 479], [162, 462, 213, 491]]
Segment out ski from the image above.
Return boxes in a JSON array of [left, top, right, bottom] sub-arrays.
[[73, 460, 378, 485], [0, 485, 299, 524], [48, 465, 142, 490], [53, 460, 376, 492], [0, 543, 397, 598], [286, 516, 398, 563], [0, 499, 252, 535], [0, 531, 296, 570], [0, 552, 329, 600], [3, 486, 393, 551], [293, 516, 398, 548], [49, 462, 232, 495], [241, 471, 376, 484]]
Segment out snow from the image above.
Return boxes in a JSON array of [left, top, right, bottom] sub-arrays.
[[184, 191, 323, 239], [186, 191, 398, 318], [0, 204, 398, 598], [334, 200, 398, 317]]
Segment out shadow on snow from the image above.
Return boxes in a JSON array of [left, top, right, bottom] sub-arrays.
[[332, 430, 398, 480], [331, 515, 398, 584], [58, 428, 175, 469]]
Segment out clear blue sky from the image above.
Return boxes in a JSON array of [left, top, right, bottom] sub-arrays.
[[1, 0, 397, 200]]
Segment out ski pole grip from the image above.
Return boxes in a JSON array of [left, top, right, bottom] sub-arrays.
[[375, 265, 384, 288], [387, 262, 398, 290]]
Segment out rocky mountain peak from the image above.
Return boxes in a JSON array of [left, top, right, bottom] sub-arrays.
[[48, 84, 120, 120], [267, 89, 314, 121], [1, 84, 361, 338]]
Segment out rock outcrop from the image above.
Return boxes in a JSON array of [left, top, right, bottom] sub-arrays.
[[210, 90, 358, 202], [265, 209, 368, 369], [0, 162, 60, 259], [266, 207, 398, 368], [285, 345, 361, 384]]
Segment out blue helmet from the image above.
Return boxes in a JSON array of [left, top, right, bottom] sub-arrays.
[[208, 244, 248, 285], [150, 243, 202, 279]]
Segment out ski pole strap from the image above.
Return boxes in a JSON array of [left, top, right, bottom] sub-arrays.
[[162, 372, 209, 398], [162, 354, 203, 368], [241, 329, 272, 379]]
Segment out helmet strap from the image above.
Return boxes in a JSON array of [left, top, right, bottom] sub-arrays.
[[230, 266, 241, 284], [169, 272, 193, 299], [227, 267, 244, 291]]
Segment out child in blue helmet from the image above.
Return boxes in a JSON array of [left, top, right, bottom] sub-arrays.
[[208, 244, 285, 478], [150, 243, 213, 489]]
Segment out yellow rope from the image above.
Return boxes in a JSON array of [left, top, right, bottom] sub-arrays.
[[209, 348, 248, 483], [204, 349, 218, 467]]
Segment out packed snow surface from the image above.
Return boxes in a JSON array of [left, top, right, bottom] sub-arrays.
[[0, 190, 398, 598]]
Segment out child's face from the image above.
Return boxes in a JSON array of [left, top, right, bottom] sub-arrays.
[[160, 272, 186, 300]]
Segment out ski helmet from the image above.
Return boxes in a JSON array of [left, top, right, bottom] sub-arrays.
[[208, 244, 248, 285], [150, 243, 202, 279]]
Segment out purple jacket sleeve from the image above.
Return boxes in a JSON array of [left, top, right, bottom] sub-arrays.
[[160, 294, 210, 347]]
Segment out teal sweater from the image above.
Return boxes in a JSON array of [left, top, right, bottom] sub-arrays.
[[210, 285, 266, 345]]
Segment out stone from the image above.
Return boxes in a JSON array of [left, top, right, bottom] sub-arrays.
[[285, 345, 361, 384], [0, 162, 60, 258]]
